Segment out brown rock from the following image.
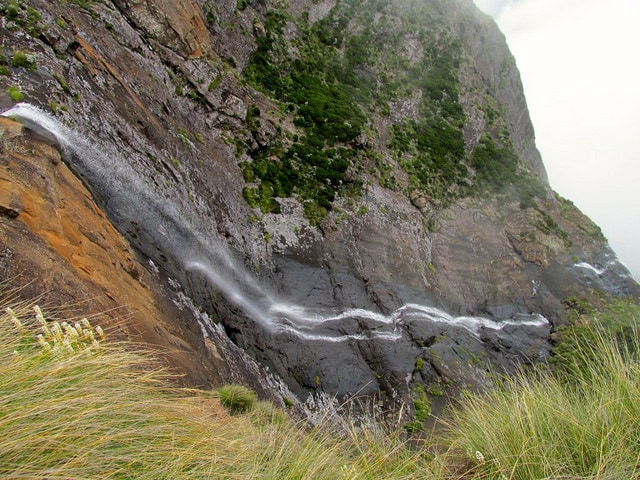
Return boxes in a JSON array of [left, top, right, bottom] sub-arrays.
[[112, 0, 211, 58], [0, 116, 23, 139], [0, 120, 214, 387], [0, 190, 23, 218]]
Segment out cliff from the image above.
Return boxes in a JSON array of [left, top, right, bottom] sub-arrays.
[[1, 0, 637, 418]]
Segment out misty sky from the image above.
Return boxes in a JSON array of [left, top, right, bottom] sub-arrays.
[[473, 0, 640, 280]]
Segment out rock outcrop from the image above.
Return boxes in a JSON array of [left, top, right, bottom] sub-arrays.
[[1, 0, 637, 418], [0, 117, 293, 403]]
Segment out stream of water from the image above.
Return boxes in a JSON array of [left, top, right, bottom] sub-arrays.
[[2, 103, 550, 343]]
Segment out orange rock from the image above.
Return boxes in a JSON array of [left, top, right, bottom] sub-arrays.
[[0, 118, 214, 386]]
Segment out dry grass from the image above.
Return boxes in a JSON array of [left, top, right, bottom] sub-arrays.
[[3, 295, 639, 479], [0, 300, 436, 479], [443, 319, 640, 479]]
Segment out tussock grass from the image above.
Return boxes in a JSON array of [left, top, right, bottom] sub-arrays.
[[1, 303, 219, 479], [0, 300, 436, 479], [3, 295, 640, 479], [217, 384, 257, 414], [443, 319, 640, 480]]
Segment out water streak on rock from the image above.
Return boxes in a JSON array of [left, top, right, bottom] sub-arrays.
[[2, 103, 551, 343]]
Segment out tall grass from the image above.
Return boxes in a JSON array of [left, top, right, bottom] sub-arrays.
[[443, 318, 640, 479], [0, 300, 436, 479], [4, 295, 640, 479]]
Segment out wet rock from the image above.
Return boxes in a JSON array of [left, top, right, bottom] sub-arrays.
[[0, 122, 295, 405], [1, 0, 637, 415]]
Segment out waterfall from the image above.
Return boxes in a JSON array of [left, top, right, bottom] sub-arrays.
[[1, 103, 550, 344]]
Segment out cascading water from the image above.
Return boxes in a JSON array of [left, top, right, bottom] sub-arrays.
[[1, 103, 551, 347]]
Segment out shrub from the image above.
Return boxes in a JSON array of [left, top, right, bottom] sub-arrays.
[[11, 50, 36, 70], [7, 85, 24, 101], [217, 384, 257, 414], [470, 135, 518, 190], [241, 7, 368, 221]]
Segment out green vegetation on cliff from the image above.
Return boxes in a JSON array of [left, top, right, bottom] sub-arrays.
[[243, 7, 367, 223], [0, 0, 45, 37], [240, 0, 546, 222]]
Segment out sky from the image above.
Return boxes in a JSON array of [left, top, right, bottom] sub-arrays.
[[472, 0, 640, 280]]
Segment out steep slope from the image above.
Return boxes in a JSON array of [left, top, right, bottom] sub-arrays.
[[0, 116, 293, 403], [1, 0, 637, 417]]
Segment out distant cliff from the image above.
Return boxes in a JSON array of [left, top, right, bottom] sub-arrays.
[[1, 0, 637, 421]]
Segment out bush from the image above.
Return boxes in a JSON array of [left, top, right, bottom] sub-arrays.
[[241, 143, 353, 222], [11, 50, 36, 70], [241, 7, 367, 221], [7, 85, 23, 102], [217, 384, 257, 414], [470, 135, 518, 190]]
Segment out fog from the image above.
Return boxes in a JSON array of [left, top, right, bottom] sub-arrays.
[[473, 0, 640, 280]]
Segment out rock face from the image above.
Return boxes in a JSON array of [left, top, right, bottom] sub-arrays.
[[0, 117, 294, 403], [1, 0, 637, 416], [445, 0, 546, 179], [111, 0, 211, 58]]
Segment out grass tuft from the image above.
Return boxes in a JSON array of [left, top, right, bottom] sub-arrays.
[[442, 318, 640, 479], [217, 383, 257, 414], [7, 85, 24, 102]]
